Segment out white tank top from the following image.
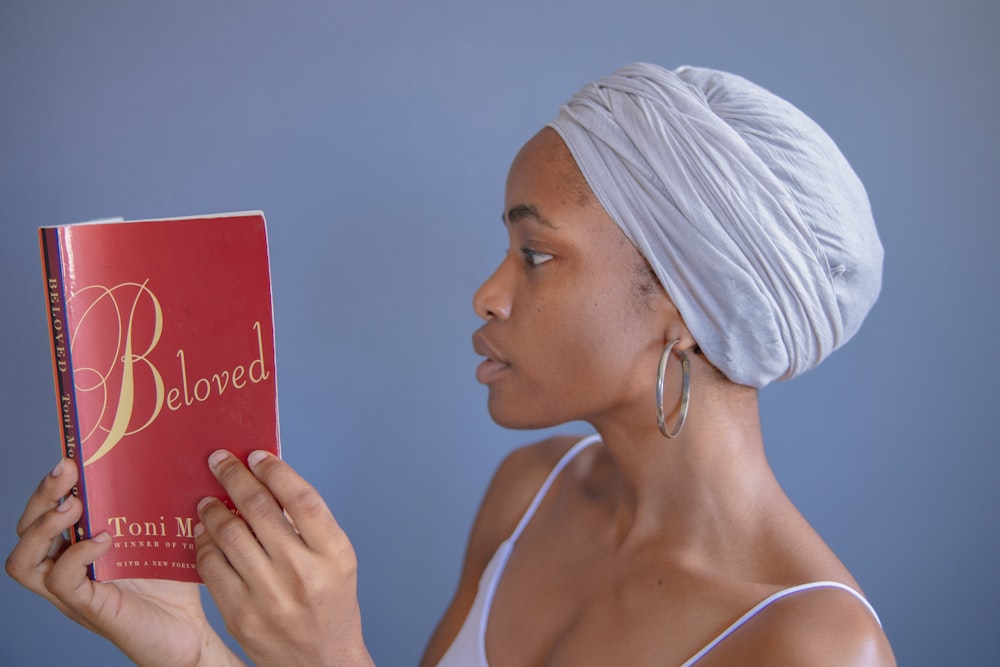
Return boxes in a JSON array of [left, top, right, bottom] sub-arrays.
[[435, 434, 881, 666]]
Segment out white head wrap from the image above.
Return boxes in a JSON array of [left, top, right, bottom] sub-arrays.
[[548, 63, 883, 388]]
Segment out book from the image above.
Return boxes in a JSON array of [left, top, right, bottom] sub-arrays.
[[39, 211, 280, 582]]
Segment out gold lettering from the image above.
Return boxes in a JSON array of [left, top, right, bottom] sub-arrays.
[[175, 516, 194, 538], [193, 377, 210, 402], [108, 516, 127, 537], [248, 320, 270, 383], [50, 294, 68, 370], [66, 279, 271, 448], [166, 386, 182, 410], [212, 371, 230, 393], [177, 348, 192, 406], [232, 364, 246, 389], [166, 322, 271, 410], [60, 394, 73, 431], [141, 519, 164, 536], [74, 281, 165, 466], [108, 516, 170, 538]]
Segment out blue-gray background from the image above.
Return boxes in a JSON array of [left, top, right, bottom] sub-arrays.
[[2, 1, 996, 665]]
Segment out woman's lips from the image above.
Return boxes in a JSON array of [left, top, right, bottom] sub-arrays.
[[472, 331, 510, 384], [476, 357, 510, 384]]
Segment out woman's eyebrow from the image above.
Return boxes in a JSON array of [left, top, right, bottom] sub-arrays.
[[503, 203, 559, 229]]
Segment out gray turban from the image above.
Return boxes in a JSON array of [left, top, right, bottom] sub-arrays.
[[548, 63, 883, 388]]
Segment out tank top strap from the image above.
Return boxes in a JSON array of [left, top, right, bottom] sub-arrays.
[[433, 434, 604, 667], [680, 581, 882, 666], [507, 434, 601, 544]]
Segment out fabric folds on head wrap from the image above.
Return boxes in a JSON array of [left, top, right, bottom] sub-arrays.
[[547, 63, 883, 388]]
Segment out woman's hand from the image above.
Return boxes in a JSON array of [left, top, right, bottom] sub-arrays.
[[6, 459, 242, 667], [196, 450, 374, 667]]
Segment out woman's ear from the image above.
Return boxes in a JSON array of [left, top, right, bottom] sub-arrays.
[[633, 252, 699, 356], [654, 293, 698, 355], [662, 329, 699, 356]]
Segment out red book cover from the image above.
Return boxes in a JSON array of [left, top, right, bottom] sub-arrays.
[[39, 211, 280, 582]]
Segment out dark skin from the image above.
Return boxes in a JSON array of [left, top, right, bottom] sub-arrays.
[[422, 128, 895, 665], [7, 127, 894, 666], [6, 449, 373, 667]]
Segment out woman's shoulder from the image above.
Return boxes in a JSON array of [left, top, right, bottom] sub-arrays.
[[696, 582, 896, 666], [418, 435, 591, 666], [476, 434, 589, 544], [494, 434, 587, 484]]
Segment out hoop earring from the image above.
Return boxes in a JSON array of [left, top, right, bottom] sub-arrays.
[[656, 340, 691, 439]]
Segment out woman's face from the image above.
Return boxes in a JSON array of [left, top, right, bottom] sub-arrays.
[[472, 128, 673, 431]]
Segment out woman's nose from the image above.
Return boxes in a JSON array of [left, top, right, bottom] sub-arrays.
[[473, 257, 514, 321]]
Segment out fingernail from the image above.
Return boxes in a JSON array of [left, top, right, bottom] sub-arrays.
[[197, 496, 215, 513], [56, 498, 73, 512], [50, 459, 65, 477], [194, 522, 205, 537], [208, 450, 229, 469], [247, 450, 269, 468], [92, 532, 110, 543]]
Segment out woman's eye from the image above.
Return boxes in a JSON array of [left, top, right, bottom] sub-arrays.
[[523, 249, 554, 266]]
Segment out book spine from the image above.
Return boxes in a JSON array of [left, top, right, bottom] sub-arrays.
[[39, 228, 93, 567]]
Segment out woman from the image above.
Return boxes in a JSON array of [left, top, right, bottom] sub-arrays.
[[7, 63, 895, 666]]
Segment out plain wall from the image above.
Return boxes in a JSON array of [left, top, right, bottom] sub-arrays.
[[1, 1, 997, 665]]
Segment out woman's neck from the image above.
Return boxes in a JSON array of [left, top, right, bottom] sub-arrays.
[[588, 368, 786, 564]]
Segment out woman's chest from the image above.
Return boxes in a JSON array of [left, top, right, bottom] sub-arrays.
[[483, 523, 750, 666]]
